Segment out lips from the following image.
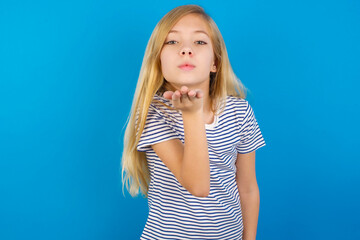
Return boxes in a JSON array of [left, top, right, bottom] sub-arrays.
[[178, 63, 195, 71]]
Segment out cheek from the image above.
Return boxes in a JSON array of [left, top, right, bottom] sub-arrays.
[[160, 52, 167, 72], [201, 48, 215, 66], [160, 58, 170, 78], [203, 54, 215, 70], [160, 50, 174, 73]]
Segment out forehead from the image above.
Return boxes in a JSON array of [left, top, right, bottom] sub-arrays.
[[168, 14, 210, 36]]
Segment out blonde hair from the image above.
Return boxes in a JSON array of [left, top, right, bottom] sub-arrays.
[[121, 4, 246, 198]]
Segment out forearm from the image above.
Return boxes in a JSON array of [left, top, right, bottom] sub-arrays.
[[181, 111, 210, 197], [238, 187, 260, 240]]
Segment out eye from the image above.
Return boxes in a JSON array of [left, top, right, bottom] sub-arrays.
[[195, 40, 207, 45], [165, 40, 177, 45]]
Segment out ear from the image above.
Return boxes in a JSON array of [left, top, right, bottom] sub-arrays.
[[211, 63, 217, 73]]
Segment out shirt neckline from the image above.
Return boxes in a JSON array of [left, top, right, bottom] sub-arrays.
[[205, 114, 218, 130]]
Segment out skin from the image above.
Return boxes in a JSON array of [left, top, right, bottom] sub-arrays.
[[155, 13, 260, 240], [236, 151, 260, 240], [160, 13, 216, 121]]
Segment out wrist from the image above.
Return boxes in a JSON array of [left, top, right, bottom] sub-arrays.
[[181, 109, 203, 119]]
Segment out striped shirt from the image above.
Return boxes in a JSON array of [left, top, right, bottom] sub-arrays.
[[137, 93, 266, 239]]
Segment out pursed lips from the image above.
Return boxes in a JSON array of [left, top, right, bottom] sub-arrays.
[[178, 63, 195, 71]]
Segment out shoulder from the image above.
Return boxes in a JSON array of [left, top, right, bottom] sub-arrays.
[[220, 96, 255, 126], [225, 95, 248, 105], [148, 93, 173, 113], [224, 95, 250, 113], [146, 93, 179, 122]]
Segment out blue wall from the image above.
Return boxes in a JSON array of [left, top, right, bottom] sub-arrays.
[[1, 0, 359, 239]]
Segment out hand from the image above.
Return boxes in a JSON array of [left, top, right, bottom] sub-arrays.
[[163, 86, 204, 113]]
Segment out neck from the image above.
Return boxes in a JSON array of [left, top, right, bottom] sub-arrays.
[[202, 92, 215, 124], [202, 91, 212, 113]]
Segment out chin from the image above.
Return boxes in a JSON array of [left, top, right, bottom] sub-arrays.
[[166, 78, 202, 87], [169, 82, 199, 89]]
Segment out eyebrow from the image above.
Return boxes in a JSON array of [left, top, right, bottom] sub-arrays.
[[168, 30, 209, 37]]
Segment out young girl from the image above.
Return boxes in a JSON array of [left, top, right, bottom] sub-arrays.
[[122, 4, 266, 240]]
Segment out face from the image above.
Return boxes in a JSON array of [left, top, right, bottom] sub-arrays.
[[160, 14, 217, 90]]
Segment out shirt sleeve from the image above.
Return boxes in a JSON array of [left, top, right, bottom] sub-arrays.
[[136, 103, 179, 152], [236, 101, 266, 154]]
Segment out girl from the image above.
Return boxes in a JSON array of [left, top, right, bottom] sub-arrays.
[[122, 4, 266, 240]]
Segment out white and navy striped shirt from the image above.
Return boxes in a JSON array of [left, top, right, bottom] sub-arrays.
[[137, 93, 266, 240]]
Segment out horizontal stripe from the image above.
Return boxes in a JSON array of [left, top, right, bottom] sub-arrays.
[[137, 94, 265, 239]]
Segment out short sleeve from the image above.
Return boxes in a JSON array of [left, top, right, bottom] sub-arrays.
[[136, 104, 179, 152], [236, 101, 266, 154]]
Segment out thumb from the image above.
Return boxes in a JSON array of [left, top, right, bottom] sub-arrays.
[[163, 91, 174, 100]]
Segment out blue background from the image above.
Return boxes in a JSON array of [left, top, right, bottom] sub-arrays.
[[1, 0, 359, 239]]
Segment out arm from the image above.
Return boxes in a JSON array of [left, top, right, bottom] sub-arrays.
[[151, 86, 210, 197], [236, 151, 259, 240]]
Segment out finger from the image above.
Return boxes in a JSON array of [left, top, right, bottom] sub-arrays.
[[180, 87, 192, 103], [188, 90, 197, 101], [172, 90, 181, 102], [172, 90, 182, 107], [180, 86, 189, 95], [195, 90, 204, 99], [181, 93, 191, 104], [163, 91, 173, 100]]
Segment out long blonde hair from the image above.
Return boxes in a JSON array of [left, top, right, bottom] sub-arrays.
[[121, 4, 246, 198]]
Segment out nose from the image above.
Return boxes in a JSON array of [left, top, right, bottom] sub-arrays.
[[180, 47, 193, 56]]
